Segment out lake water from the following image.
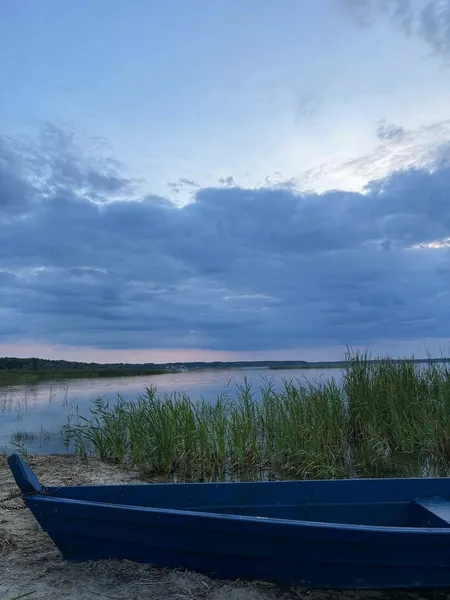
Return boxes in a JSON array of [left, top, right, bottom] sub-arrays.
[[0, 367, 341, 454]]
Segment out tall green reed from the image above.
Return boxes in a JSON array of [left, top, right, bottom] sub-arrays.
[[343, 350, 450, 475], [62, 352, 450, 482]]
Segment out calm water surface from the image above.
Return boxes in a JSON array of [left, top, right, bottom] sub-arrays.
[[0, 367, 341, 454]]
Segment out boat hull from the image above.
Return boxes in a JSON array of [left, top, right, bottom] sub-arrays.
[[9, 454, 450, 589], [24, 494, 450, 589]]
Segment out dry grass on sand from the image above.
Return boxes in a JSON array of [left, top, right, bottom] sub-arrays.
[[0, 455, 448, 600]]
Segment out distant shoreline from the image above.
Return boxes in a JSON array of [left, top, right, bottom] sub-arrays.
[[0, 368, 168, 385], [269, 358, 450, 370], [1, 355, 450, 385]]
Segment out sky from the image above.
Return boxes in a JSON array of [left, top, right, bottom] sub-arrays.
[[1, 0, 450, 363]]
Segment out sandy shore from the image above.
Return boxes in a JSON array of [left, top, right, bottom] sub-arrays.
[[0, 455, 446, 600]]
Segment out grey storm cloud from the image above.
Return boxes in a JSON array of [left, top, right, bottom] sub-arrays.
[[342, 0, 450, 61], [1, 124, 450, 351]]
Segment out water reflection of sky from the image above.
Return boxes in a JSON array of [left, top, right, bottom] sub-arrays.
[[0, 367, 341, 454]]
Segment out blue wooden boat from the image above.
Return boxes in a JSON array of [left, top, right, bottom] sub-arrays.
[[8, 453, 450, 590]]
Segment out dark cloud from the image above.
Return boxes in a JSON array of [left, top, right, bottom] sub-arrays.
[[342, 0, 450, 62], [376, 120, 406, 142], [411, 0, 450, 58], [168, 178, 200, 194], [218, 176, 236, 187], [2, 123, 138, 205], [1, 125, 450, 351], [0, 137, 34, 215]]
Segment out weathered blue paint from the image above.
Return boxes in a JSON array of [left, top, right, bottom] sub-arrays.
[[8, 453, 450, 589]]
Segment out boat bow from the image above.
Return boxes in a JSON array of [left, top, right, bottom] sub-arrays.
[[7, 453, 44, 495]]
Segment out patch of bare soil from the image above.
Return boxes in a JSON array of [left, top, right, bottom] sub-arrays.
[[0, 454, 448, 600]]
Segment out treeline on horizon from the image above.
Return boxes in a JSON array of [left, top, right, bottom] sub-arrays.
[[0, 356, 307, 372], [1, 355, 450, 373]]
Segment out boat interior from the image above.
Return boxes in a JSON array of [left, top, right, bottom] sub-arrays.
[[44, 480, 450, 528], [10, 452, 450, 529]]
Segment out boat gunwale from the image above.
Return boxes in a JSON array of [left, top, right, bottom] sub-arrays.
[[43, 475, 450, 489], [24, 493, 450, 535]]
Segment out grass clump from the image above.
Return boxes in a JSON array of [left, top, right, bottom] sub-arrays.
[[344, 351, 450, 475], [62, 378, 350, 481], [61, 351, 450, 482]]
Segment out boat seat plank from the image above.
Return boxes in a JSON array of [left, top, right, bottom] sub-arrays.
[[414, 497, 450, 527]]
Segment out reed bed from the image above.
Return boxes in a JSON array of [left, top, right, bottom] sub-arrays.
[[61, 352, 450, 481]]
